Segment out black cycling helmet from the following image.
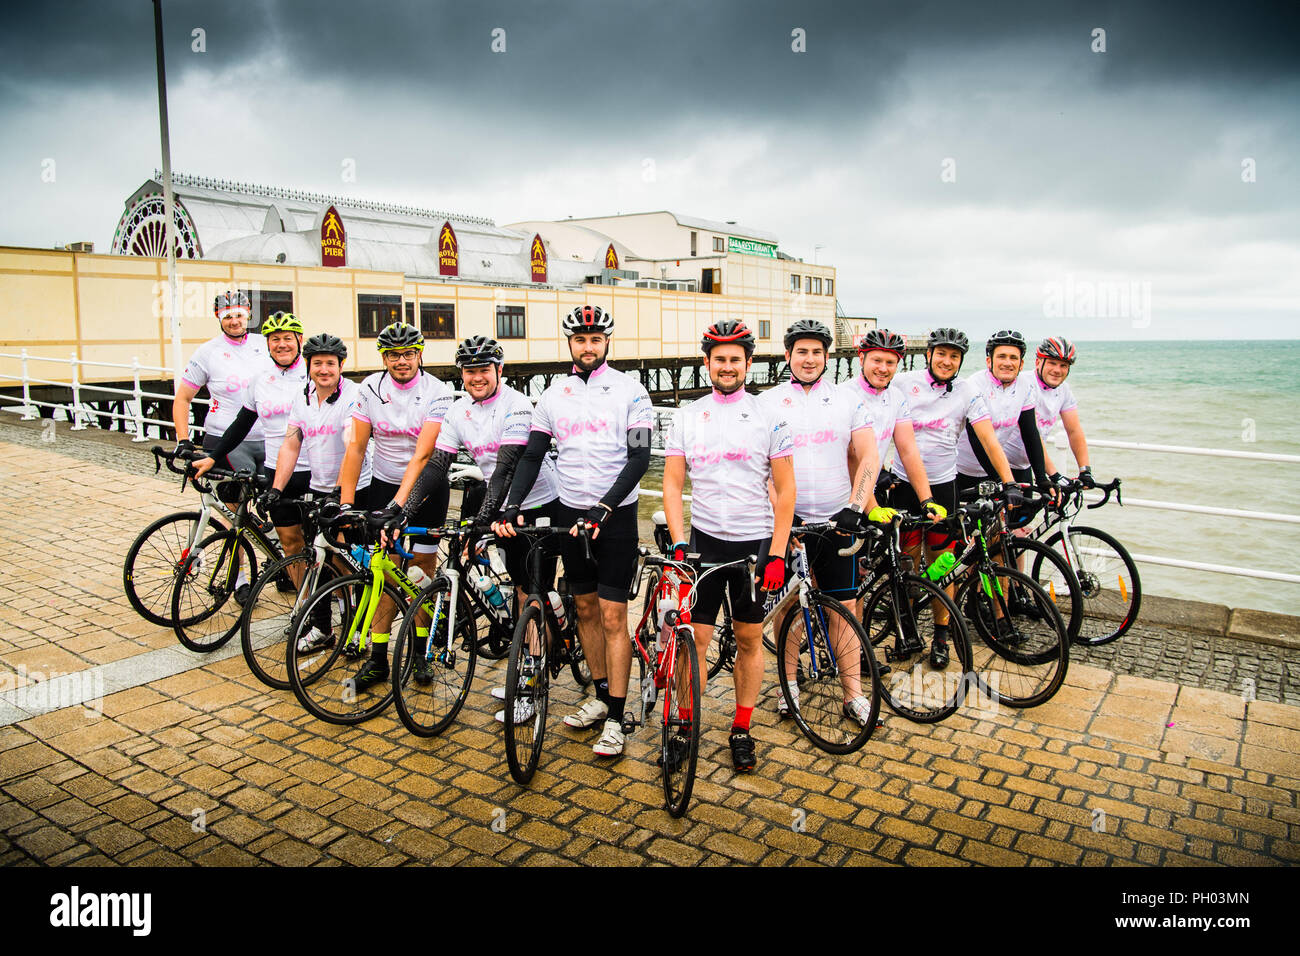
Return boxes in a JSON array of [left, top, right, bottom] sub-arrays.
[[701, 319, 756, 357], [1036, 336, 1077, 364], [927, 327, 970, 354], [859, 328, 906, 357], [376, 321, 424, 352], [302, 333, 348, 362], [562, 304, 614, 337], [783, 319, 833, 351], [986, 329, 1027, 357], [455, 335, 505, 367], [214, 290, 251, 319]]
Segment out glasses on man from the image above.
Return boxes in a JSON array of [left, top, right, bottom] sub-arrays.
[[385, 349, 421, 361]]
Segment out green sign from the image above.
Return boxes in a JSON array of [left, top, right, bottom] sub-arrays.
[[727, 236, 777, 258]]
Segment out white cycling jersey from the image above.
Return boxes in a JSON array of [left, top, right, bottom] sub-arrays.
[[181, 334, 269, 440], [530, 362, 654, 510], [665, 389, 794, 541], [354, 371, 455, 484], [956, 369, 1038, 475], [758, 377, 872, 522], [890, 368, 991, 485], [241, 356, 310, 472], [287, 378, 372, 493], [839, 374, 908, 473], [1033, 372, 1078, 441], [437, 384, 559, 510]]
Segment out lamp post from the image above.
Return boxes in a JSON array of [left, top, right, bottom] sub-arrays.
[[153, 0, 182, 391]]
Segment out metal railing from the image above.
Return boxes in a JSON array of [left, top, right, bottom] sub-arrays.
[[0, 349, 208, 441]]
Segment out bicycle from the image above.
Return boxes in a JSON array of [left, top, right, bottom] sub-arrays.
[[166, 462, 285, 653], [1026, 477, 1141, 645], [767, 523, 881, 754], [500, 524, 599, 787]]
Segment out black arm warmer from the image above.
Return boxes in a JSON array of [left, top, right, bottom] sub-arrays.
[[207, 406, 258, 464], [403, 449, 455, 518], [1018, 407, 1047, 484], [505, 430, 552, 509], [476, 443, 524, 522], [965, 420, 998, 479], [599, 427, 653, 510]]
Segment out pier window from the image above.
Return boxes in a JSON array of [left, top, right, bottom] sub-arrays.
[[825, 278, 834, 296], [358, 294, 402, 337], [253, 290, 293, 330], [712, 236, 725, 253], [758, 320, 771, 340], [812, 277, 822, 295], [421, 303, 456, 339], [496, 305, 526, 339], [790, 274, 801, 293]]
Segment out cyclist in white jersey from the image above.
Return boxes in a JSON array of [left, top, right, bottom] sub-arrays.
[[890, 327, 1022, 668], [493, 305, 653, 759], [193, 312, 312, 597], [173, 291, 269, 482], [837, 329, 934, 509], [758, 320, 898, 724], [1033, 337, 1095, 491], [664, 319, 796, 773], [328, 323, 453, 690]]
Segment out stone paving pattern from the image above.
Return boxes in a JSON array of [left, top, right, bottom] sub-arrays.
[[0, 417, 1297, 865]]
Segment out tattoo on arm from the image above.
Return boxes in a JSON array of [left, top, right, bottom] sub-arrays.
[[287, 425, 303, 443]]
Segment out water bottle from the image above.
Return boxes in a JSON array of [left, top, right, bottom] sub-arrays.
[[475, 574, 509, 620], [547, 590, 567, 630], [349, 544, 370, 569], [924, 551, 957, 582], [408, 565, 432, 590]]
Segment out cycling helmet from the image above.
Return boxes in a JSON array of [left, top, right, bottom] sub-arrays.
[[985, 329, 1027, 357], [562, 304, 614, 337], [455, 335, 505, 367], [302, 333, 347, 362], [376, 321, 424, 352], [261, 311, 304, 336], [859, 328, 906, 357], [1036, 336, 1077, 364], [927, 327, 970, 354], [701, 319, 756, 357], [214, 290, 252, 319], [783, 319, 833, 351]]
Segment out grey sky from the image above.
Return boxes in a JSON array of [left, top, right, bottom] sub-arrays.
[[2, 0, 1296, 339]]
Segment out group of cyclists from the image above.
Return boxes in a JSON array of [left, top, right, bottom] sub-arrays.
[[173, 290, 1094, 775]]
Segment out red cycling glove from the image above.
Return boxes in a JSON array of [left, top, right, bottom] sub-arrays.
[[758, 556, 786, 591]]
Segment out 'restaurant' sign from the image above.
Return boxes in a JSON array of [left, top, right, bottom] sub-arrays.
[[321, 205, 347, 267], [438, 221, 459, 276], [530, 234, 547, 283], [604, 243, 619, 269]]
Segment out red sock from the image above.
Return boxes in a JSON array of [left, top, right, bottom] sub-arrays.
[[731, 706, 753, 733]]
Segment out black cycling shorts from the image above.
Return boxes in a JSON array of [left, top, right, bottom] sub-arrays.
[[369, 478, 448, 531], [260, 467, 311, 527], [891, 478, 957, 550], [497, 499, 560, 596], [553, 501, 639, 603], [955, 467, 1031, 498], [796, 518, 861, 597], [688, 528, 772, 627]]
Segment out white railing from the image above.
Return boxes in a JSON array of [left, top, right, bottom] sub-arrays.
[[0, 350, 208, 442]]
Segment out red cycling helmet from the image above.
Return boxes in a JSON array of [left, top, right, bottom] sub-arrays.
[[701, 319, 756, 357], [1036, 336, 1077, 364]]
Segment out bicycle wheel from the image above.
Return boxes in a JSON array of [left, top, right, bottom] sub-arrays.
[[503, 601, 550, 785], [170, 529, 258, 652], [1005, 536, 1082, 643], [661, 631, 701, 818], [960, 565, 1068, 708], [566, 596, 593, 688], [776, 593, 880, 753], [861, 574, 974, 723], [124, 510, 228, 625], [286, 572, 404, 725], [392, 577, 478, 737], [1039, 525, 1141, 646], [707, 609, 736, 679]]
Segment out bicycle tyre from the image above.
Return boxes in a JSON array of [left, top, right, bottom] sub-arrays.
[[776, 592, 880, 753], [1004, 536, 1083, 643], [566, 593, 593, 687], [959, 564, 1068, 708], [1039, 525, 1141, 646], [861, 573, 974, 723], [661, 631, 701, 818], [286, 572, 404, 725], [503, 601, 550, 785], [391, 577, 478, 737], [124, 510, 229, 625], [239, 551, 328, 690], [169, 529, 258, 652], [707, 609, 737, 679]]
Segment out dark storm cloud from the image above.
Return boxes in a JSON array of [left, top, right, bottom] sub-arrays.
[[3, 1, 1295, 111]]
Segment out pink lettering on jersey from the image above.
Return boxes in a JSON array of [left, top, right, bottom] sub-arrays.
[[470, 441, 501, 458], [554, 416, 610, 440], [373, 421, 422, 439], [792, 429, 838, 448], [306, 424, 338, 438], [258, 400, 294, 418], [688, 442, 753, 465], [912, 417, 949, 431]]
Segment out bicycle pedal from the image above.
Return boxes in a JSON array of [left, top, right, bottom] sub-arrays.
[[438, 649, 456, 667], [621, 715, 637, 735]]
